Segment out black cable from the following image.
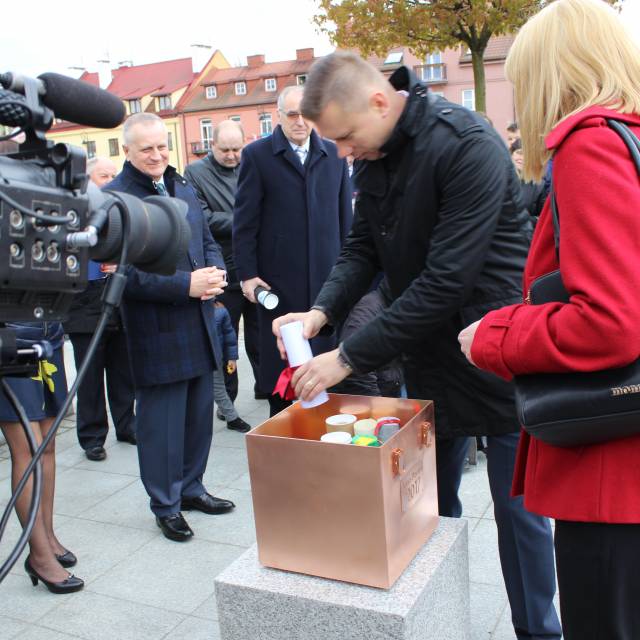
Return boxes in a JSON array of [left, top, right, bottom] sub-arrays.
[[0, 195, 132, 583], [0, 187, 74, 225], [0, 381, 43, 583]]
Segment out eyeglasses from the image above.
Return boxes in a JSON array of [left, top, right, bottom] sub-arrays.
[[280, 110, 305, 122]]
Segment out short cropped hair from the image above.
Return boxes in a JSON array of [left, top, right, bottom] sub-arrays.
[[506, 121, 519, 132], [86, 157, 99, 174], [506, 0, 640, 181], [300, 51, 384, 122], [123, 112, 165, 145]]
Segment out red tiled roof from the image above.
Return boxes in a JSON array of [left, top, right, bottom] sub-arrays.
[[199, 58, 313, 86], [460, 35, 515, 62], [78, 71, 100, 87], [107, 58, 194, 99]]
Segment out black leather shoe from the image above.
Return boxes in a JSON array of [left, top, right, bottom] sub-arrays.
[[116, 432, 137, 445], [227, 417, 251, 433], [155, 513, 194, 542], [55, 549, 77, 568], [24, 556, 84, 594], [85, 446, 106, 461], [216, 410, 226, 421], [181, 493, 235, 515]]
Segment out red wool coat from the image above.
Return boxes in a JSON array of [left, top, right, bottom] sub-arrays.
[[471, 106, 640, 523]]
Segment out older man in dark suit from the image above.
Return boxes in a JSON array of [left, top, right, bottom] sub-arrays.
[[233, 85, 353, 416], [108, 113, 234, 542]]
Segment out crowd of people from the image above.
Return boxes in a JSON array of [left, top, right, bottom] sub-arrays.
[[1, 0, 639, 637]]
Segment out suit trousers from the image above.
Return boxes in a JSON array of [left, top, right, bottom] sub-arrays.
[[135, 371, 214, 517], [68, 330, 136, 450], [437, 433, 562, 640], [555, 520, 640, 640], [218, 288, 260, 400]]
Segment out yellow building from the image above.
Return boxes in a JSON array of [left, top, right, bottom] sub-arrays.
[[47, 51, 229, 175]]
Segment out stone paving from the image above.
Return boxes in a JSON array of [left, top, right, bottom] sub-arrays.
[[0, 338, 555, 639]]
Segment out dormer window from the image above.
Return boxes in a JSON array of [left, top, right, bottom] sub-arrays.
[[235, 81, 247, 95], [205, 85, 217, 99]]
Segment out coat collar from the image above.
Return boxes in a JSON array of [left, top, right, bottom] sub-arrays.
[[271, 125, 327, 177], [121, 160, 181, 195], [546, 106, 640, 150]]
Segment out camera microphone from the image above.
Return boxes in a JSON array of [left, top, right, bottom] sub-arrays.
[[255, 285, 279, 310], [1, 72, 126, 129]]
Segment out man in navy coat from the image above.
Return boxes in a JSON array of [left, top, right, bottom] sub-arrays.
[[233, 86, 353, 416], [108, 113, 235, 542]]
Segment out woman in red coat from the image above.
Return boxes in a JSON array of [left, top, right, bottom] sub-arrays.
[[458, 1, 640, 638]]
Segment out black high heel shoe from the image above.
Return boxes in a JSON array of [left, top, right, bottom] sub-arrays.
[[55, 549, 77, 568], [24, 556, 84, 594]]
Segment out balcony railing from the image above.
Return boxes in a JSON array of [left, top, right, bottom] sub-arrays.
[[191, 140, 212, 155], [415, 63, 447, 84]]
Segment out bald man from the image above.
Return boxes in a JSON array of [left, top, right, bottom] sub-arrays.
[[185, 121, 261, 409], [87, 157, 118, 188]]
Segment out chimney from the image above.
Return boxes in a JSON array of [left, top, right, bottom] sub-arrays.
[[96, 59, 112, 90], [295, 48, 314, 62], [247, 54, 265, 68]]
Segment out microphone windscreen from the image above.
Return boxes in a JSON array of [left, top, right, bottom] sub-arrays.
[[38, 72, 126, 129]]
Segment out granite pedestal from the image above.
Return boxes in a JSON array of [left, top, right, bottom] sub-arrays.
[[214, 517, 469, 640]]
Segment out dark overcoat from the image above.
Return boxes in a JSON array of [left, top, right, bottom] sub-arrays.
[[314, 68, 533, 438], [233, 125, 352, 391], [107, 161, 225, 388]]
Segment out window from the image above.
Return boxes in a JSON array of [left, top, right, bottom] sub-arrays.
[[200, 119, 213, 149], [230, 115, 241, 123], [259, 113, 272, 137], [158, 95, 172, 110], [235, 81, 247, 95], [383, 51, 403, 65], [168, 131, 173, 151], [128, 99, 141, 114], [461, 89, 475, 111], [296, 74, 307, 86], [265, 78, 277, 92], [108, 138, 119, 156], [205, 85, 217, 99], [422, 52, 444, 82], [84, 140, 96, 159]]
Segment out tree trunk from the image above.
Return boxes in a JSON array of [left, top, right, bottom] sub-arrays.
[[470, 48, 487, 114]]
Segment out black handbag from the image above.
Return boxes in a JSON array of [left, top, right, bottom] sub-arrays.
[[514, 119, 640, 447]]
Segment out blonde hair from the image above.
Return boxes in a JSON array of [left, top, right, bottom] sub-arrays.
[[505, 0, 640, 181]]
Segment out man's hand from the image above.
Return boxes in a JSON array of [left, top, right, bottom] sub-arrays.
[[291, 349, 349, 401], [241, 276, 270, 303], [226, 360, 237, 374], [190, 267, 227, 301], [272, 309, 328, 361], [458, 319, 481, 366]]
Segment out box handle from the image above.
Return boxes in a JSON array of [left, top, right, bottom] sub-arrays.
[[391, 448, 404, 476], [420, 421, 433, 448]]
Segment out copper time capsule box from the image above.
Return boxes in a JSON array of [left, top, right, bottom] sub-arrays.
[[246, 393, 439, 589]]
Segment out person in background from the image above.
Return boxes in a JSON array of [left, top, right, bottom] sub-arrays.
[[185, 121, 263, 403], [64, 156, 136, 462], [510, 138, 547, 223], [212, 302, 251, 433], [110, 113, 235, 542], [506, 121, 520, 146], [233, 85, 352, 417], [459, 1, 640, 637]]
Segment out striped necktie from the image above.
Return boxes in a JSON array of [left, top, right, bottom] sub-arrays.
[[154, 181, 168, 196], [295, 146, 307, 166]]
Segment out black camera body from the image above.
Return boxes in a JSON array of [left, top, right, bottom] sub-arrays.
[[0, 144, 91, 321]]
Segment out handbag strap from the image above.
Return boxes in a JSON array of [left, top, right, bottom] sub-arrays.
[[550, 119, 640, 260]]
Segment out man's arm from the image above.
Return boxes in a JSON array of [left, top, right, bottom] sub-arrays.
[[341, 136, 509, 372], [184, 165, 215, 228]]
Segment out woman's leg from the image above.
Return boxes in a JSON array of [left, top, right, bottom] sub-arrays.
[[37, 417, 67, 556], [0, 421, 69, 582]]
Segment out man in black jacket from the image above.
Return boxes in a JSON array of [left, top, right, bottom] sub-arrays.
[[274, 52, 561, 640], [185, 121, 261, 402]]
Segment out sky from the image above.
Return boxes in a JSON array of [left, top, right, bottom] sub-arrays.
[[1, 0, 639, 79]]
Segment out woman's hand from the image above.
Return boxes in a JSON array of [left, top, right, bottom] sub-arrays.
[[458, 319, 482, 367]]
